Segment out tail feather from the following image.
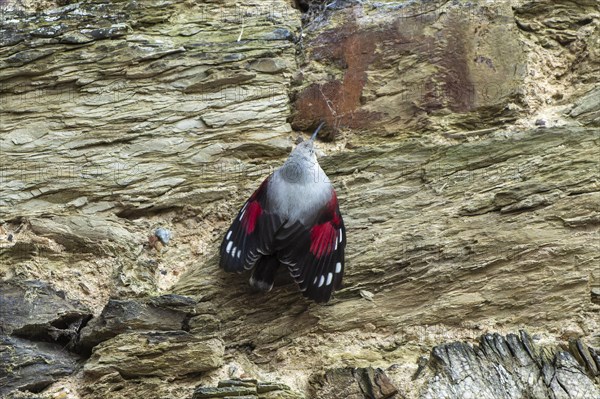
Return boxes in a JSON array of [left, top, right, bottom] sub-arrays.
[[249, 255, 280, 292]]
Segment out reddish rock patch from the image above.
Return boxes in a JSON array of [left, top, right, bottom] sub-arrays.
[[292, 4, 524, 137], [291, 20, 385, 139], [291, 13, 437, 138]]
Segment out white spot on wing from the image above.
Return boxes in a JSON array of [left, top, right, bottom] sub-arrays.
[[318, 275, 325, 287], [313, 276, 318, 285], [226, 231, 232, 239], [335, 262, 342, 273], [232, 246, 237, 256], [339, 229, 343, 243], [240, 209, 246, 220], [326, 272, 333, 286], [226, 241, 233, 254], [236, 249, 241, 258]]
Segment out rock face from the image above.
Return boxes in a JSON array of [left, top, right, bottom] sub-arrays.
[[83, 331, 224, 379], [0, 335, 81, 396], [292, 1, 527, 136], [0, 280, 91, 342], [569, 86, 600, 125], [420, 331, 600, 399], [192, 378, 304, 399], [77, 294, 195, 353], [310, 367, 398, 399], [0, 0, 599, 398]]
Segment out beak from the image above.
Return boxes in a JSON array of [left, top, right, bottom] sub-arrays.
[[310, 122, 325, 142]]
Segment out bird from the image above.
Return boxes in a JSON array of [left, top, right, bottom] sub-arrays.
[[219, 122, 345, 303]]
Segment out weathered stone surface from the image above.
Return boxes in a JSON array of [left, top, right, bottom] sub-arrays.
[[83, 331, 224, 379], [292, 0, 526, 137], [0, 0, 599, 398], [512, 0, 600, 126], [0, 0, 298, 218], [219, 379, 258, 388], [0, 334, 80, 396], [257, 382, 293, 393], [77, 294, 195, 353], [27, 216, 138, 255], [419, 331, 600, 399], [80, 372, 195, 399], [0, 0, 299, 299], [175, 126, 600, 342], [193, 386, 257, 398], [310, 367, 398, 399], [193, 378, 302, 399], [568, 338, 600, 378], [3, 392, 48, 399], [569, 86, 600, 126], [260, 391, 305, 399], [0, 280, 91, 346]]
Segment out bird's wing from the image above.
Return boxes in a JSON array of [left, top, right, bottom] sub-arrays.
[[276, 189, 345, 303], [219, 176, 283, 272]]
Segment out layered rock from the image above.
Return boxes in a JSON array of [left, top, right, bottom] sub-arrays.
[[83, 331, 224, 379], [309, 367, 398, 399], [192, 378, 303, 399], [0, 0, 598, 398], [0, 280, 90, 394], [77, 294, 196, 353], [292, 0, 527, 136], [0, 335, 81, 396], [420, 331, 600, 399], [0, 279, 91, 342]]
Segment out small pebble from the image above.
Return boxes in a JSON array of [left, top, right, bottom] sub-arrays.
[[79, 282, 91, 294], [535, 119, 546, 127], [360, 289, 374, 302], [154, 228, 171, 245], [148, 235, 163, 252]]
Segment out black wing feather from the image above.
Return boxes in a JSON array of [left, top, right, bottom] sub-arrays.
[[276, 194, 346, 303], [219, 176, 283, 272]]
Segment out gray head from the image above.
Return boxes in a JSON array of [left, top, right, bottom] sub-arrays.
[[288, 122, 325, 164], [279, 122, 326, 184]]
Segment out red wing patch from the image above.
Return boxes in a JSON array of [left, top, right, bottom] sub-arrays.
[[309, 192, 342, 258], [276, 187, 346, 303], [219, 176, 283, 273], [310, 222, 337, 257], [242, 201, 262, 234]]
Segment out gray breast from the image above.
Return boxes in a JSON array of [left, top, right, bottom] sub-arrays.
[[269, 162, 332, 225]]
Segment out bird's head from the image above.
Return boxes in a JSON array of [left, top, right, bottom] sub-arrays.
[[290, 122, 325, 164]]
